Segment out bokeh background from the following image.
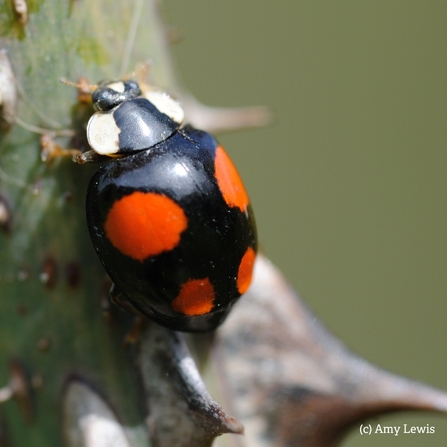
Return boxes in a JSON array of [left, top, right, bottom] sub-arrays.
[[164, 1, 446, 446]]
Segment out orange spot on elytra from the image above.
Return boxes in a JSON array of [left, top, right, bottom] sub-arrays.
[[104, 191, 187, 261], [171, 278, 215, 316], [236, 247, 256, 294], [214, 145, 250, 212]]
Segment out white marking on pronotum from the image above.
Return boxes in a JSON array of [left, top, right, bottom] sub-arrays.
[[87, 112, 120, 156], [144, 90, 184, 125]]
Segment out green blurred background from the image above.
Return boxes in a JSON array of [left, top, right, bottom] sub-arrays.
[[164, 1, 446, 446]]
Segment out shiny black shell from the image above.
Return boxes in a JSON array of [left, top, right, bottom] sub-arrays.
[[86, 127, 257, 332]]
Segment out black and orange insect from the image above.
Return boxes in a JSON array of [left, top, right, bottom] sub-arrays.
[[85, 80, 257, 332]]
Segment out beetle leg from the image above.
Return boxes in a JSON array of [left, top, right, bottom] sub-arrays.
[[40, 133, 82, 163]]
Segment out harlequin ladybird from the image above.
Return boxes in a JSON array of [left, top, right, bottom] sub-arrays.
[[85, 80, 257, 332]]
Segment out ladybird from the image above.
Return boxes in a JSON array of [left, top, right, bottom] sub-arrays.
[[85, 80, 257, 332]]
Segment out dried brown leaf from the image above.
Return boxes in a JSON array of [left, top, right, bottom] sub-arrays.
[[212, 254, 447, 447]]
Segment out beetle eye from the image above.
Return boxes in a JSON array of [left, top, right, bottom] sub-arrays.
[[92, 88, 120, 111], [92, 80, 142, 111]]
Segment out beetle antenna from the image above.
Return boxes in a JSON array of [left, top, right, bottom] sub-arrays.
[[60, 77, 97, 104], [59, 77, 97, 91], [59, 77, 81, 88]]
